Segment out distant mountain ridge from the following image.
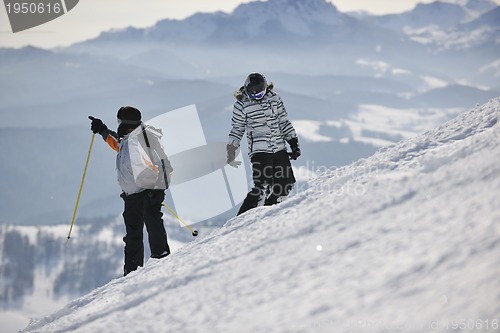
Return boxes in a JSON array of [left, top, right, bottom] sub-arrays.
[[458, 0, 499, 15], [367, 0, 499, 51], [63, 0, 499, 84], [462, 5, 500, 28], [70, 0, 498, 50], [77, 0, 399, 48], [370, 1, 471, 30]]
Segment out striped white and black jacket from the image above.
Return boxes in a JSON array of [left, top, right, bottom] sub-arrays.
[[228, 84, 297, 157]]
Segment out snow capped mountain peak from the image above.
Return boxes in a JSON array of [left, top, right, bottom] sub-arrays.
[[410, 0, 499, 23], [233, 0, 338, 16], [231, 0, 343, 35], [371, 0, 499, 31], [449, 0, 498, 14], [469, 5, 500, 25], [270, 0, 339, 14], [406, 1, 469, 28], [21, 99, 500, 332], [414, 0, 463, 10], [367, 0, 499, 50], [121, 0, 349, 44]]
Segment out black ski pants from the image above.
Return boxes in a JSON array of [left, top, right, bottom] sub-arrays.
[[237, 150, 295, 216], [120, 189, 170, 276]]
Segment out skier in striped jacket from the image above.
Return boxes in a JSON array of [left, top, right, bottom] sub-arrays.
[[227, 73, 301, 215]]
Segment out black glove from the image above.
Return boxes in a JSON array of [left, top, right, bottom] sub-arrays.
[[287, 138, 301, 160], [226, 144, 237, 164], [89, 116, 107, 134]]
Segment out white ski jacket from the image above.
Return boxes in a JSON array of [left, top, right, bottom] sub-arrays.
[[102, 124, 173, 195], [116, 134, 143, 195], [228, 86, 297, 157]]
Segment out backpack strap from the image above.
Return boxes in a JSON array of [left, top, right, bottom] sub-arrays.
[[141, 124, 169, 189]]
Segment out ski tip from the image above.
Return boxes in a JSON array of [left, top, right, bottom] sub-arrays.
[[88, 116, 95, 121]]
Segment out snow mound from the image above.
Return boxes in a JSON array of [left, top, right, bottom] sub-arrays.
[[23, 98, 500, 333]]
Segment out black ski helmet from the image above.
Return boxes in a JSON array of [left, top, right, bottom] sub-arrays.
[[244, 73, 267, 100], [117, 106, 141, 137]]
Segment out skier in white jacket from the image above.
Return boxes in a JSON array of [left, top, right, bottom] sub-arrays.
[[227, 73, 301, 215], [90, 106, 172, 276]]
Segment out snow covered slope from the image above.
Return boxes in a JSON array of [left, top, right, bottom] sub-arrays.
[[22, 98, 500, 332]]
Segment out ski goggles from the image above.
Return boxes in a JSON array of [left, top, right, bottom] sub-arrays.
[[248, 89, 266, 100], [117, 118, 142, 125]]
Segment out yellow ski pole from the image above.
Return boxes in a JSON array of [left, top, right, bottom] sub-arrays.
[[161, 202, 198, 237], [67, 132, 95, 240]]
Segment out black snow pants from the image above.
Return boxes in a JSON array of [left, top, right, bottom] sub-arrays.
[[237, 150, 295, 216], [120, 189, 170, 276]]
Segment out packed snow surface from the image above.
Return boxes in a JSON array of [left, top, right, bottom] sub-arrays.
[[23, 98, 500, 332]]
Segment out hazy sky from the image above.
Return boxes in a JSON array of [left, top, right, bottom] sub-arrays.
[[0, 0, 493, 49]]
